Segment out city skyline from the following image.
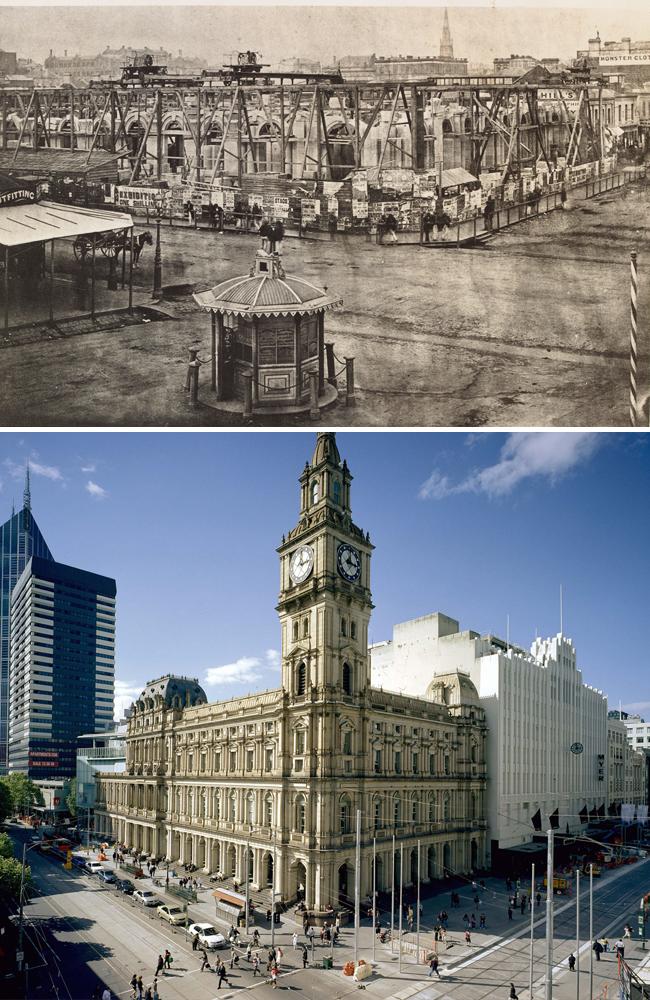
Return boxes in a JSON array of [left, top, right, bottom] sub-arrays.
[[0, 431, 647, 722], [3, 5, 650, 68]]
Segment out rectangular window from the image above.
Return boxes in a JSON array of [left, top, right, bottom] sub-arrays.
[[214, 751, 222, 772], [412, 753, 419, 774], [395, 751, 402, 774], [265, 748, 273, 771], [295, 731, 305, 754], [374, 750, 382, 774], [342, 732, 352, 755], [351, 621, 357, 640], [229, 750, 237, 771], [187, 753, 193, 772], [429, 754, 435, 775], [246, 749, 254, 771]]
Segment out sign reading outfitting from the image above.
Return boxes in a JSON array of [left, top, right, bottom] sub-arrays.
[[0, 188, 36, 207]]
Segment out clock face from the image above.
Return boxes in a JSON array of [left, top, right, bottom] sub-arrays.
[[337, 543, 361, 583], [289, 545, 314, 584]]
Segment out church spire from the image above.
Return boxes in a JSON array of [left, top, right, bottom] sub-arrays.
[[440, 7, 454, 59], [23, 466, 31, 512]]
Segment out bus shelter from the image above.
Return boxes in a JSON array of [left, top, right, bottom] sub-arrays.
[[0, 175, 134, 333]]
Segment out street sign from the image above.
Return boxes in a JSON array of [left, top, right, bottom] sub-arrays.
[[570, 742, 584, 754]]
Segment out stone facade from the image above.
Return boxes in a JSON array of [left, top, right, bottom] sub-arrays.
[[96, 434, 487, 908]]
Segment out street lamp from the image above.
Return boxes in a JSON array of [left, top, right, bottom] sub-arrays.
[[152, 193, 165, 300], [17, 839, 41, 975]]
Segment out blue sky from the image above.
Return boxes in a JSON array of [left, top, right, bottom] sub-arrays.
[[0, 431, 648, 720]]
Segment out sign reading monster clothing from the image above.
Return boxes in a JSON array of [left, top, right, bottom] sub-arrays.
[[598, 52, 650, 65]]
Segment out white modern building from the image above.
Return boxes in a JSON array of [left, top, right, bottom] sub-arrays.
[[370, 612, 608, 866], [624, 716, 650, 750], [607, 716, 647, 812]]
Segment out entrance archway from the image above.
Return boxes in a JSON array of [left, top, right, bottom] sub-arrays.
[[328, 121, 356, 180], [471, 840, 479, 870], [196, 837, 206, 869], [338, 862, 351, 903], [443, 842, 451, 875], [427, 845, 436, 879], [373, 854, 384, 892], [293, 860, 307, 901], [410, 847, 419, 885], [226, 843, 236, 877], [245, 846, 254, 883], [262, 852, 273, 887]]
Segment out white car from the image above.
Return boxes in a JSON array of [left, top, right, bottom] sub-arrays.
[[133, 889, 161, 907], [186, 923, 227, 950], [158, 904, 187, 925], [83, 861, 105, 876]]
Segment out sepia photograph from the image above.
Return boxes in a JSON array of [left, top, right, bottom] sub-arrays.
[[0, 5, 648, 426]]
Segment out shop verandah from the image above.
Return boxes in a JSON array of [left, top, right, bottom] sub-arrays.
[[0, 172, 134, 334]]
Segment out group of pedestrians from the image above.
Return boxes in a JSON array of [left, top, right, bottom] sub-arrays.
[[129, 973, 160, 1000]]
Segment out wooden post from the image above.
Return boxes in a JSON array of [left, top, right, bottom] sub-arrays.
[[90, 235, 96, 320], [252, 317, 259, 404], [156, 90, 163, 180], [49, 240, 55, 325], [242, 373, 253, 419], [345, 357, 355, 407], [318, 313, 325, 392], [185, 349, 199, 391], [216, 313, 224, 400], [211, 312, 217, 393], [121, 231, 126, 289], [325, 342, 337, 388], [4, 246, 9, 336], [308, 371, 320, 421], [128, 227, 134, 314], [294, 315, 302, 404]]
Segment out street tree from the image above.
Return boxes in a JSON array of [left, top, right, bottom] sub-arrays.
[[0, 832, 14, 859], [0, 857, 29, 901], [66, 778, 78, 818], [0, 774, 45, 815], [0, 781, 12, 825]]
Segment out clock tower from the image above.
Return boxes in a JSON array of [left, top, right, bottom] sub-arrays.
[[277, 433, 374, 701]]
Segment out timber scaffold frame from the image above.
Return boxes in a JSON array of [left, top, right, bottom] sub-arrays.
[[0, 79, 605, 184]]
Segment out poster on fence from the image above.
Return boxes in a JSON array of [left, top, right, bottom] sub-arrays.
[[223, 189, 235, 210], [273, 196, 290, 219], [300, 198, 319, 223], [327, 196, 339, 217], [352, 198, 369, 218], [351, 170, 368, 201]]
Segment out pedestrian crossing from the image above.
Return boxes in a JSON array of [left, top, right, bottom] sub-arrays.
[[390, 982, 443, 1000]]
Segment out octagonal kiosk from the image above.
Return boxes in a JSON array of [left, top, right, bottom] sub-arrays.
[[193, 248, 342, 417]]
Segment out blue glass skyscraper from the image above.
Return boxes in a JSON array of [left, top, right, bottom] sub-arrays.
[[0, 472, 53, 774]]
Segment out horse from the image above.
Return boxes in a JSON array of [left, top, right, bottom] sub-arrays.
[[114, 230, 153, 266]]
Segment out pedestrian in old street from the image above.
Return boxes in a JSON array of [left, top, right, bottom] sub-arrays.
[[422, 210, 435, 243], [130, 974, 138, 998], [593, 939, 603, 961], [253, 928, 260, 946], [302, 946, 308, 969], [163, 950, 172, 971], [144, 987, 152, 1000], [246, 942, 253, 962], [615, 939, 625, 959], [520, 896, 526, 915], [508, 907, 513, 921], [428, 955, 440, 978], [470, 913, 477, 929], [292, 931, 298, 950], [484, 194, 495, 232], [271, 965, 278, 989], [465, 929, 471, 945], [217, 961, 229, 990], [155, 955, 164, 978], [152, 984, 159, 1000], [200, 949, 211, 972], [136, 976, 144, 1000], [568, 953, 576, 971], [509, 984, 519, 1000], [463, 912, 470, 928], [253, 954, 260, 976], [480, 913, 486, 929], [335, 915, 341, 934], [192, 933, 199, 951]]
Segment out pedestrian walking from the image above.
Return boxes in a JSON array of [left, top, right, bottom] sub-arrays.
[[253, 954, 260, 976], [144, 988, 152, 1000], [509, 984, 518, 1000], [470, 913, 476, 929], [615, 939, 625, 959], [136, 976, 144, 1000], [593, 939, 603, 961], [465, 930, 472, 945], [302, 946, 308, 969], [463, 912, 470, 927], [428, 955, 440, 978], [624, 924, 633, 938], [520, 897, 526, 915], [271, 965, 278, 989], [246, 942, 253, 962], [536, 892, 541, 907], [217, 962, 229, 990], [192, 933, 199, 951], [253, 928, 260, 946], [152, 985, 159, 1000], [163, 950, 172, 970], [560, 183, 567, 209], [200, 950, 211, 972], [480, 913, 486, 929], [292, 931, 298, 950], [568, 953, 576, 971], [130, 974, 138, 998], [508, 907, 513, 921], [155, 955, 164, 978]]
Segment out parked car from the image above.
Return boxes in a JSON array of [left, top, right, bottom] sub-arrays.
[[185, 923, 226, 949], [98, 870, 117, 884], [83, 861, 105, 876], [158, 904, 187, 926], [116, 879, 135, 895], [133, 889, 161, 907]]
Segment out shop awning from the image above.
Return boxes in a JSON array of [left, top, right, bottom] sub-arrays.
[[0, 148, 123, 179], [441, 167, 479, 188], [0, 201, 133, 248]]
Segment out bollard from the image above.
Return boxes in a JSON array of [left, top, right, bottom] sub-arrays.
[[184, 349, 199, 392], [325, 342, 338, 388], [308, 371, 320, 421], [345, 357, 356, 407], [242, 373, 253, 420]]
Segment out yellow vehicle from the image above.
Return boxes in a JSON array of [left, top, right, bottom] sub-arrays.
[[543, 876, 569, 894]]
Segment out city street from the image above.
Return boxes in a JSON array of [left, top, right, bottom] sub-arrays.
[[0, 182, 648, 428], [9, 824, 650, 1000]]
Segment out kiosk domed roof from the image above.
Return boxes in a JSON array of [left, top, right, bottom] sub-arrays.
[[193, 249, 342, 319]]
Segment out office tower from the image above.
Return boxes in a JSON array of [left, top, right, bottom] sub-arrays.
[[0, 472, 53, 773], [8, 556, 116, 779]]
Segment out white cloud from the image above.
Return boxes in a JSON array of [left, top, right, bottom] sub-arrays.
[[81, 463, 96, 473], [204, 648, 281, 687], [86, 480, 108, 500], [114, 679, 142, 720], [29, 459, 64, 482], [623, 701, 650, 716], [418, 432, 603, 501]]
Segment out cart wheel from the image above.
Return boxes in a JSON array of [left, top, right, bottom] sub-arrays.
[[100, 241, 114, 258]]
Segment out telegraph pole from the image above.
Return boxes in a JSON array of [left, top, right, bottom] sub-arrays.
[[545, 828, 554, 1000], [575, 868, 580, 1000]]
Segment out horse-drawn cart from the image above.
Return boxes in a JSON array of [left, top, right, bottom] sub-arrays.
[[73, 229, 152, 264]]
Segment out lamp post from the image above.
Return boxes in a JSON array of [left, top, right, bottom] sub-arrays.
[[17, 839, 40, 974], [545, 828, 554, 1000], [152, 194, 164, 300], [529, 861, 536, 1000]]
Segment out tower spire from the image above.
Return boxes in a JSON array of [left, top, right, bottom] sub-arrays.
[[23, 466, 31, 512], [440, 7, 454, 59]]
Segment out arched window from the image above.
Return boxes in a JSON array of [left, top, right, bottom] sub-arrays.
[[246, 791, 255, 824], [333, 479, 341, 505], [214, 790, 221, 821], [464, 116, 472, 133], [340, 795, 351, 834], [200, 790, 207, 818], [393, 794, 402, 827], [292, 621, 299, 641], [470, 742, 477, 764], [310, 480, 319, 505], [341, 618, 347, 637], [442, 119, 453, 134], [428, 795, 436, 823], [264, 792, 273, 827], [229, 791, 236, 822], [296, 793, 306, 833], [342, 662, 352, 695], [411, 796, 419, 823], [443, 793, 450, 821], [373, 796, 382, 830], [303, 618, 309, 638], [296, 662, 306, 696]]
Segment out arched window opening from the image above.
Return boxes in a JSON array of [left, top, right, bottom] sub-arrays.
[[229, 791, 236, 822], [264, 792, 273, 827], [296, 662, 306, 696], [292, 621, 299, 641], [342, 662, 352, 695], [442, 119, 453, 135], [246, 791, 255, 824], [303, 618, 309, 638], [333, 479, 341, 504], [310, 480, 319, 505], [393, 795, 402, 827], [340, 795, 351, 834], [296, 793, 306, 833]]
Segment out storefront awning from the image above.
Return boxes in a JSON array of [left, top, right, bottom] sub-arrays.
[[441, 167, 479, 188], [0, 201, 133, 248]]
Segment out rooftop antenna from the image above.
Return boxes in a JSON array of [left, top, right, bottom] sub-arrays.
[[506, 614, 510, 653], [559, 583, 563, 636], [23, 466, 31, 512]]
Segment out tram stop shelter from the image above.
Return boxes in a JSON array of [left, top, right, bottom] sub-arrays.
[[0, 172, 134, 334], [193, 247, 343, 417]]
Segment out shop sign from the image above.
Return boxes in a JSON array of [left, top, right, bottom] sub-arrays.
[[599, 52, 650, 65], [0, 187, 37, 207]]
